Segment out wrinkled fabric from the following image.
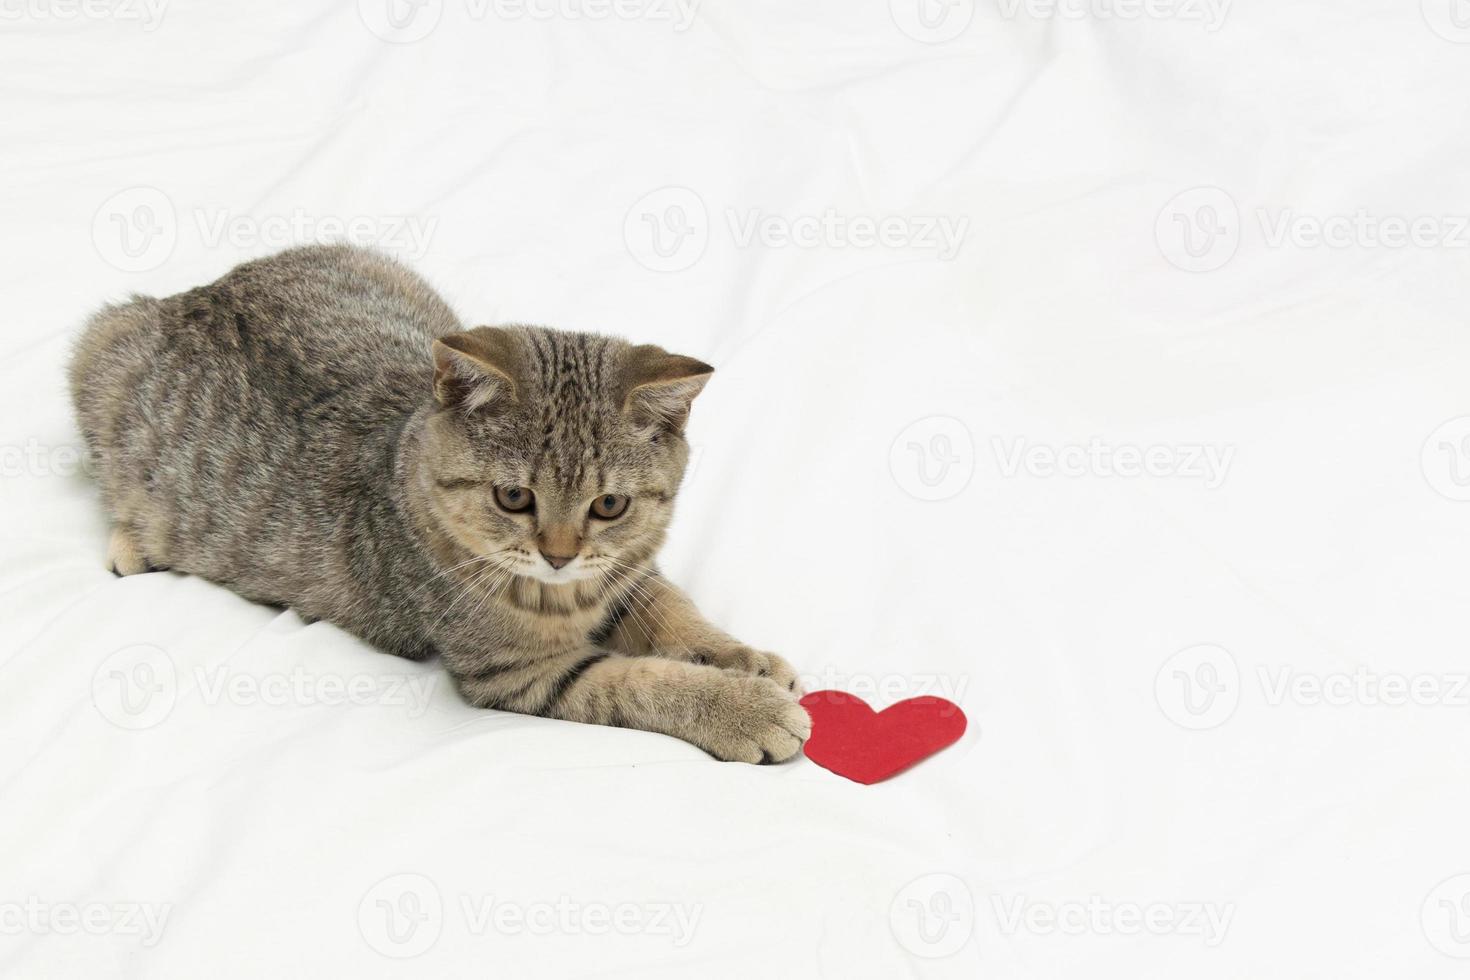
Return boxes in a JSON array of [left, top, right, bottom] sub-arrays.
[[2, 2, 1468, 977]]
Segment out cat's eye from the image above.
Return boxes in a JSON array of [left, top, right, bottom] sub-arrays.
[[589, 494, 629, 520], [494, 486, 534, 513]]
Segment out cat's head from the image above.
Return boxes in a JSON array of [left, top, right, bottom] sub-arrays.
[[420, 325, 711, 585]]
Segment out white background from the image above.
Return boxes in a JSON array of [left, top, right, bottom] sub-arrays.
[[3, 1, 1470, 977]]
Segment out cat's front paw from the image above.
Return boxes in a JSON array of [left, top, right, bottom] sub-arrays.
[[696, 674, 812, 765], [691, 645, 804, 696], [107, 526, 160, 576]]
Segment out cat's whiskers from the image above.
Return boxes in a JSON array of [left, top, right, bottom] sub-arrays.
[[626, 582, 688, 654], [589, 553, 688, 653], [428, 552, 518, 633], [405, 552, 503, 601], [429, 553, 511, 611], [463, 561, 520, 624], [431, 562, 501, 629]]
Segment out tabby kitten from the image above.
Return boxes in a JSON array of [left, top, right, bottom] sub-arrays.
[[69, 244, 809, 763]]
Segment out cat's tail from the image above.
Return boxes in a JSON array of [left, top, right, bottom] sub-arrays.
[[68, 294, 162, 463]]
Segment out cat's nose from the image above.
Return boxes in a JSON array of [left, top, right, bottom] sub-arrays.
[[538, 527, 581, 570]]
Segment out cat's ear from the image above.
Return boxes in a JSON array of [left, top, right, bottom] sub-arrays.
[[432, 329, 520, 412], [622, 344, 714, 432]]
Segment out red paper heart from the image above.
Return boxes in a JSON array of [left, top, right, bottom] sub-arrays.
[[799, 691, 966, 784]]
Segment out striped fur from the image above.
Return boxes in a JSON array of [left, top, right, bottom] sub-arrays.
[[69, 245, 808, 763]]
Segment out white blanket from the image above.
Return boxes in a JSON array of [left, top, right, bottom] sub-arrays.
[[3, 1, 1469, 976]]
